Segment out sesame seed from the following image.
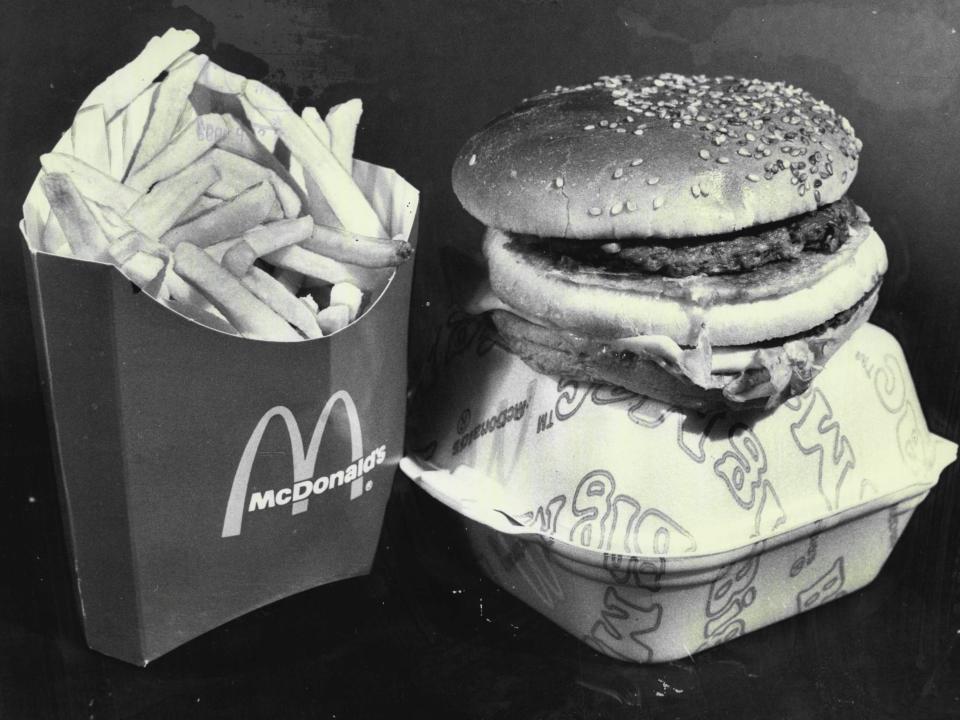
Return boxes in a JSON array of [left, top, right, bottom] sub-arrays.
[[841, 170, 848, 182], [647, 176, 660, 185], [555, 177, 564, 188], [699, 149, 711, 160], [814, 189, 822, 203], [601, 242, 621, 253], [672, 121, 681, 129], [745, 132, 757, 142], [468, 154, 477, 166], [691, 184, 701, 198], [626, 115, 634, 122], [630, 158, 643, 166], [653, 196, 664, 210], [599, 120, 609, 127], [633, 128, 644, 136], [616, 127, 626, 133], [588, 206, 603, 216], [717, 156, 730, 164], [737, 147, 752, 157], [798, 184, 806, 196], [746, 173, 760, 182], [610, 202, 624, 215], [625, 200, 638, 212], [609, 122, 618, 129], [584, 124, 596, 131], [613, 168, 624, 179]]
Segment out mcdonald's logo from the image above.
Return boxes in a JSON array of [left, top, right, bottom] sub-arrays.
[[221, 390, 386, 538]]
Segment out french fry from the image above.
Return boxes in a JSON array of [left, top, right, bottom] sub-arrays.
[[175, 100, 199, 134], [41, 174, 112, 261], [242, 81, 386, 238], [173, 242, 300, 341], [315, 304, 350, 334], [201, 148, 266, 196], [23, 131, 73, 246], [92, 206, 170, 262], [178, 194, 223, 224], [324, 99, 362, 174], [109, 231, 166, 285], [203, 239, 240, 264], [221, 216, 313, 276], [237, 267, 323, 339], [71, 105, 112, 175], [129, 53, 207, 175], [108, 230, 151, 264], [198, 59, 246, 95], [301, 107, 330, 147], [238, 95, 278, 153], [126, 113, 226, 192], [39, 215, 68, 254], [159, 266, 238, 333], [275, 268, 304, 295], [199, 147, 301, 218], [288, 156, 307, 193], [329, 282, 363, 321], [86, 201, 133, 242], [281, 125, 341, 228], [161, 180, 276, 249], [216, 114, 304, 216], [161, 262, 219, 312], [107, 114, 125, 179], [81, 28, 199, 120], [125, 161, 219, 237], [301, 224, 412, 268], [121, 84, 159, 176], [264, 244, 383, 292], [40, 153, 142, 213]]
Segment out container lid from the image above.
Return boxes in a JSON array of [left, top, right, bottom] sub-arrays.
[[406, 320, 956, 565]]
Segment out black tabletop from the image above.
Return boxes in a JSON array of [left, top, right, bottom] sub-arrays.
[[2, 1, 959, 718]]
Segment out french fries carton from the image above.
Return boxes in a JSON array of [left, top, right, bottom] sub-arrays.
[[20, 29, 419, 665], [403, 314, 955, 663]]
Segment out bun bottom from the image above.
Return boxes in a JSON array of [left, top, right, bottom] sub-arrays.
[[489, 286, 879, 411]]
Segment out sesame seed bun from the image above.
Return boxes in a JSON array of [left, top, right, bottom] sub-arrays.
[[453, 73, 861, 239]]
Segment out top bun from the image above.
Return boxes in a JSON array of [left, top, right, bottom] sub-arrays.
[[452, 73, 862, 240]]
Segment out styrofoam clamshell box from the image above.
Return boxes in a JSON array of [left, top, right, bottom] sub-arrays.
[[403, 314, 956, 663], [22, 162, 419, 666]]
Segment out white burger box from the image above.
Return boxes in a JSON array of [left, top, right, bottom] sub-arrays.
[[21, 158, 419, 665], [403, 315, 956, 663]]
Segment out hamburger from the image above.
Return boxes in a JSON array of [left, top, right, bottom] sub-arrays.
[[451, 73, 887, 410]]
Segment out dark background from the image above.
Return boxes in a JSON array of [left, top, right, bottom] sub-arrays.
[[2, 1, 959, 718]]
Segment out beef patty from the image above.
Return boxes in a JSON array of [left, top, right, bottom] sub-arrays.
[[507, 196, 866, 278]]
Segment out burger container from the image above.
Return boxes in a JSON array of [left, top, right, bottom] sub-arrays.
[[21, 162, 419, 666], [403, 316, 956, 663]]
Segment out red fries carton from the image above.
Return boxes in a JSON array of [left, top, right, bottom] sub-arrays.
[[20, 29, 419, 665]]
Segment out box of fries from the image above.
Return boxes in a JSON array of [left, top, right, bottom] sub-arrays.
[[20, 29, 419, 665], [403, 314, 955, 662]]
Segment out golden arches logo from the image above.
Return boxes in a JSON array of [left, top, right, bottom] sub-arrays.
[[221, 391, 367, 538]]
